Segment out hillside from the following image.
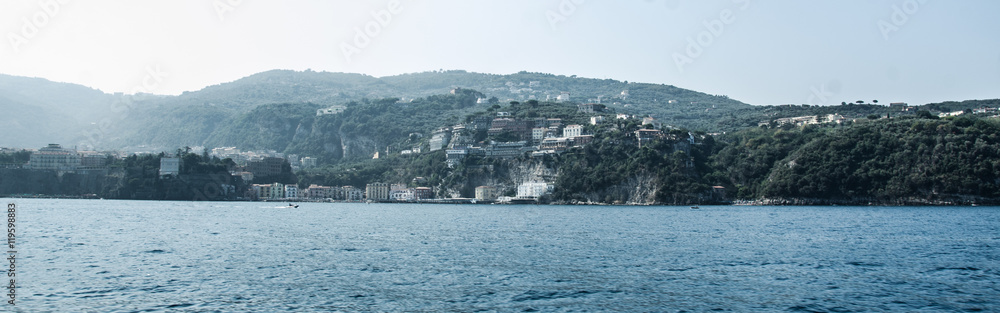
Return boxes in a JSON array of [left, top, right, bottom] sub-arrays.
[[3, 75, 1000, 205], [0, 74, 115, 147], [2, 69, 997, 157], [93, 69, 755, 151], [290, 102, 1000, 205], [710, 114, 1000, 204]]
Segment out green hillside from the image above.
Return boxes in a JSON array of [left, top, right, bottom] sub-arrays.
[[90, 69, 755, 150]]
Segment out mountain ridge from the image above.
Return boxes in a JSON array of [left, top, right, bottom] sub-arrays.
[[2, 69, 997, 154], [0, 69, 753, 149]]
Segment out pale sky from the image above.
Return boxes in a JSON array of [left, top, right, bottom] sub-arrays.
[[1, 0, 998, 106]]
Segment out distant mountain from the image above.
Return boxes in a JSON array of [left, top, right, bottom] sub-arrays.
[[162, 70, 381, 110], [0, 74, 115, 148], [88, 69, 755, 151], [7, 69, 994, 154]]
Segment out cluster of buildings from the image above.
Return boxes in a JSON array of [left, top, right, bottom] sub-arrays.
[[247, 182, 434, 202], [759, 114, 850, 127], [426, 104, 611, 167], [2, 144, 112, 174], [939, 107, 999, 118], [209, 147, 318, 176], [248, 182, 367, 201], [472, 181, 555, 203], [760, 104, 1000, 127]]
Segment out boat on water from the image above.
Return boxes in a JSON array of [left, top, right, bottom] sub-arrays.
[[287, 203, 299, 208], [690, 206, 700, 209]]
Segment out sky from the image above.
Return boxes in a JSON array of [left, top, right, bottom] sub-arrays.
[[1, 0, 998, 106]]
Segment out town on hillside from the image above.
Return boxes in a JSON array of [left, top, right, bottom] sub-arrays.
[[4, 98, 1000, 205], [0, 95, 717, 203]]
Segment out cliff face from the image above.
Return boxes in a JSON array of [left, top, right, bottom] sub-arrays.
[[436, 157, 667, 205], [338, 131, 378, 160], [437, 159, 557, 199], [601, 171, 660, 205]]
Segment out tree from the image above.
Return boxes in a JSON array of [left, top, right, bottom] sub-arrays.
[[915, 110, 938, 119]]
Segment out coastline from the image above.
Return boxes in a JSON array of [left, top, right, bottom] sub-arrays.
[[3, 194, 995, 206]]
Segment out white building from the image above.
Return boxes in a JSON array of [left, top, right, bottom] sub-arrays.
[[517, 182, 553, 199], [300, 157, 317, 168], [429, 127, 452, 152], [284, 185, 298, 199], [28, 144, 80, 172], [563, 125, 583, 138], [269, 183, 285, 199], [590, 116, 605, 125], [316, 105, 346, 116], [532, 128, 548, 142], [557, 92, 570, 102], [159, 157, 180, 177], [343, 186, 364, 201], [475, 186, 497, 201], [390, 188, 415, 201]]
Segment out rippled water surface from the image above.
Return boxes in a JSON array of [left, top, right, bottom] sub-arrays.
[[5, 199, 999, 312]]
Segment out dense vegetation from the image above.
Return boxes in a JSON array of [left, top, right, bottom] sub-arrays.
[[0, 150, 30, 165], [105, 150, 246, 200], [552, 126, 720, 204], [288, 100, 1000, 205], [708, 115, 1000, 204], [759, 117, 1000, 203]]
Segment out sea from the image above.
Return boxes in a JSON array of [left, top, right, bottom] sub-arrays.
[[2, 198, 998, 312]]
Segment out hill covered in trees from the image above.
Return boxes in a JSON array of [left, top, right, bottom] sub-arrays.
[[4, 69, 1000, 204], [288, 98, 1000, 205], [8, 69, 996, 152], [716, 115, 1000, 204], [2, 69, 755, 149]]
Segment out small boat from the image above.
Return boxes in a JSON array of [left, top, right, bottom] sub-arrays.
[[288, 203, 299, 208], [690, 206, 700, 209]]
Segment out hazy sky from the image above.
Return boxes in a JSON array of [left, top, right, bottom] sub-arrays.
[[1, 0, 998, 106]]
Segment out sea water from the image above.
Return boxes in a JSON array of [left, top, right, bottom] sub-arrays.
[[4, 199, 998, 312]]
